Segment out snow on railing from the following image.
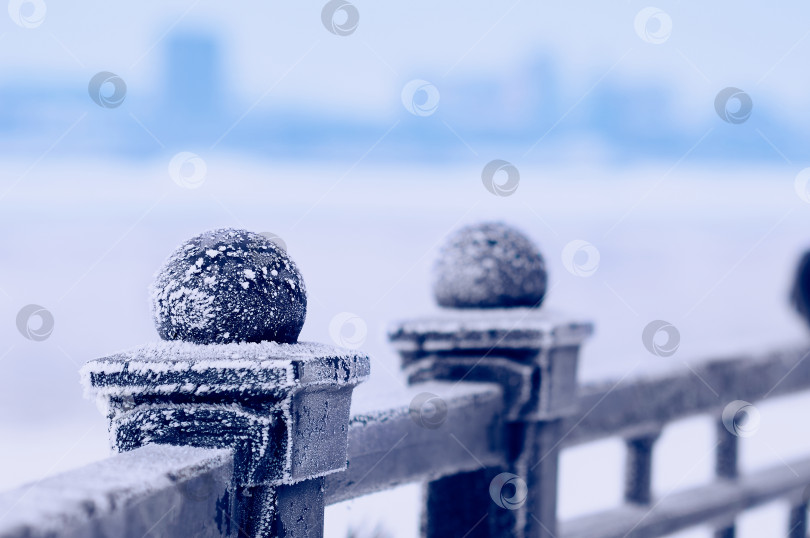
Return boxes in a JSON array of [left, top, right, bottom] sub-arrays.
[[1, 224, 810, 538]]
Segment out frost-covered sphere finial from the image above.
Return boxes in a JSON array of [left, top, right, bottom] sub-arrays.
[[433, 222, 547, 309], [150, 228, 307, 344]]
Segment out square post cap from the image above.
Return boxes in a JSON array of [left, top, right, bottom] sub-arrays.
[[81, 341, 370, 487], [389, 309, 592, 420]]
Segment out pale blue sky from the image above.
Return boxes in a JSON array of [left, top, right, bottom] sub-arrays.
[[1, 1, 808, 123]]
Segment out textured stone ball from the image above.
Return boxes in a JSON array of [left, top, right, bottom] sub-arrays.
[[433, 222, 547, 308], [150, 228, 307, 344]]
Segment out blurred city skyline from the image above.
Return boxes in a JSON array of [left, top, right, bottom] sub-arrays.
[[0, 1, 808, 163]]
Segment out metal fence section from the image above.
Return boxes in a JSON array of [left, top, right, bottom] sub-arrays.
[[1, 315, 809, 537]]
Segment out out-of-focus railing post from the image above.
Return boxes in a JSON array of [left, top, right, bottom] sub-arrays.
[[788, 500, 808, 538], [388, 222, 592, 537], [390, 308, 591, 537], [787, 484, 809, 538], [715, 418, 739, 480], [714, 417, 739, 538], [623, 430, 661, 506]]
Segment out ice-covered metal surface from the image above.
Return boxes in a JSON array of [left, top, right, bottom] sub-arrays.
[[390, 310, 591, 420], [388, 308, 593, 362], [150, 228, 307, 345], [431, 221, 548, 309], [389, 302, 593, 537], [80, 341, 370, 489], [0, 444, 234, 538], [324, 381, 506, 504], [81, 340, 369, 401]]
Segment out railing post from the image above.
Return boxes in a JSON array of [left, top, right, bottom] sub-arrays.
[[788, 501, 808, 538], [623, 430, 661, 506], [716, 417, 739, 480], [80, 229, 370, 537], [714, 417, 739, 537], [388, 222, 592, 538]]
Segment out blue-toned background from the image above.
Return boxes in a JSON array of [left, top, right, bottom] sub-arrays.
[[0, 2, 807, 163]]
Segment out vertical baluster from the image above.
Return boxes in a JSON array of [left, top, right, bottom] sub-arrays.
[[716, 417, 738, 480], [788, 501, 808, 538], [713, 528, 735, 538], [624, 430, 660, 505], [713, 418, 739, 538]]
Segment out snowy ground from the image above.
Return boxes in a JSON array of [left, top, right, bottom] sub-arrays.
[[1, 158, 809, 537]]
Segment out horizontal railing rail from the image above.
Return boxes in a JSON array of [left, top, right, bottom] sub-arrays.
[[0, 445, 234, 538], [322, 344, 810, 507], [561, 455, 810, 538], [324, 381, 506, 505], [562, 344, 810, 448]]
